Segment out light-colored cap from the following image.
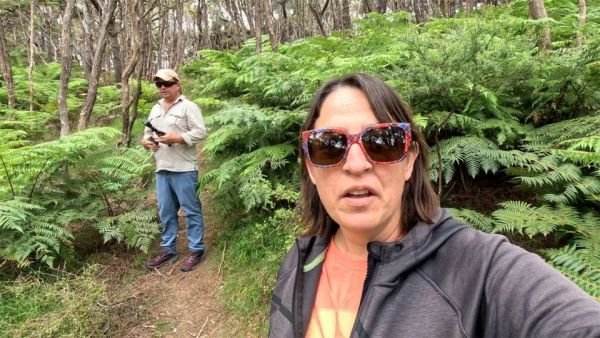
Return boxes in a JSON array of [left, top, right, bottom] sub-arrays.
[[153, 69, 179, 82]]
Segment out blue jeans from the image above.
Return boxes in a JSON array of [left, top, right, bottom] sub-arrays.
[[156, 170, 205, 254]]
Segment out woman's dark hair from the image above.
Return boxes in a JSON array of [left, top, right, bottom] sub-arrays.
[[300, 73, 439, 237]]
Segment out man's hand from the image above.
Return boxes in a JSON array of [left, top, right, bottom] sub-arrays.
[[142, 138, 159, 152], [155, 133, 184, 145]]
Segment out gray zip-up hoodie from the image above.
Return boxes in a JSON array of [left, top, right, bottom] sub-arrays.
[[269, 208, 600, 338]]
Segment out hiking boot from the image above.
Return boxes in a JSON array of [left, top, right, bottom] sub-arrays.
[[180, 250, 204, 272], [145, 249, 178, 270]]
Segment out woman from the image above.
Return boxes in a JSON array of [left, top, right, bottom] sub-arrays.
[[269, 73, 600, 338]]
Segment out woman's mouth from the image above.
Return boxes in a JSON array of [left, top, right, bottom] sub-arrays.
[[345, 189, 372, 198]]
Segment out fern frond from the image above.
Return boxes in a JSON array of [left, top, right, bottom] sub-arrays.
[[94, 208, 161, 253], [0, 200, 73, 268], [545, 245, 600, 298], [525, 115, 600, 149], [430, 136, 537, 183], [447, 208, 494, 232], [491, 201, 581, 237], [551, 135, 600, 165]]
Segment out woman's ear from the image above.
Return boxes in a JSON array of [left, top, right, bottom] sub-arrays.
[[403, 142, 419, 181]]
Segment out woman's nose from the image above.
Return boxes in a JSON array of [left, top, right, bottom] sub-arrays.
[[342, 143, 372, 174]]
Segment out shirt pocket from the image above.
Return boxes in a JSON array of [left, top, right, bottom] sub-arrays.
[[166, 111, 187, 130]]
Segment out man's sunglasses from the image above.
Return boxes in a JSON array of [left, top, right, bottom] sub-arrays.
[[301, 123, 412, 167], [155, 81, 177, 88]]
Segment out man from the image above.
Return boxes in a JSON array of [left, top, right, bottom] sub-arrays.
[[142, 68, 207, 272]]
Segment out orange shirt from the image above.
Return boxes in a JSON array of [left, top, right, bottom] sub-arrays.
[[306, 240, 368, 338]]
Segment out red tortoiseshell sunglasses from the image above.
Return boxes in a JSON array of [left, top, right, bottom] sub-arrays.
[[301, 123, 412, 167]]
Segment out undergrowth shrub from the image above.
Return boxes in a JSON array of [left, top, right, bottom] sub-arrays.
[[0, 111, 159, 266]]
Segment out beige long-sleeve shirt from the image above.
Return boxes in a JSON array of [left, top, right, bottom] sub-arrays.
[[143, 95, 207, 172]]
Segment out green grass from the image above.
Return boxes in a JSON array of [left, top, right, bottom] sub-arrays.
[[217, 208, 300, 335], [0, 265, 107, 337]]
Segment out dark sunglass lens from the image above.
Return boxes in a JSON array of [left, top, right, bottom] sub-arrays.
[[155, 81, 175, 88], [307, 131, 348, 166], [362, 125, 406, 162]]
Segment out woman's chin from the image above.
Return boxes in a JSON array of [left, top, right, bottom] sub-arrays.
[[336, 214, 381, 234]]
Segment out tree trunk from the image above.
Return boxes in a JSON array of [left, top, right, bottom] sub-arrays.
[[576, 0, 587, 47], [413, 0, 433, 23], [528, 0, 552, 51], [195, 0, 210, 50], [170, 0, 184, 68], [440, 0, 450, 16], [254, 0, 263, 53], [119, 0, 144, 147], [362, 0, 373, 13], [331, 0, 342, 30], [0, 23, 16, 108], [58, 0, 77, 137], [80, 1, 95, 76], [278, 0, 292, 43], [262, 0, 278, 51], [376, 0, 387, 13], [28, 0, 35, 111], [77, 0, 117, 130], [109, 17, 122, 84], [341, 0, 352, 29], [309, 0, 329, 36], [465, 0, 474, 16], [295, 0, 307, 38]]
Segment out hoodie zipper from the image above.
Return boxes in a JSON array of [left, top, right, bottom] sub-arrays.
[[349, 254, 380, 337], [293, 239, 306, 338]]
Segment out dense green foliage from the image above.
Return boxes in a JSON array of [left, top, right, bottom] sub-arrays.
[[0, 66, 161, 268], [186, 0, 600, 331], [0, 65, 162, 334]]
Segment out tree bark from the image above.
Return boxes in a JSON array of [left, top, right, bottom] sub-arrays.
[[254, 0, 263, 53], [109, 16, 122, 84], [278, 0, 292, 43], [341, 0, 352, 29], [309, 0, 329, 36], [528, 0, 552, 51], [0, 23, 16, 108], [413, 0, 433, 23], [576, 0, 587, 47], [119, 0, 144, 146], [465, 0, 475, 16], [80, 1, 96, 76], [440, 0, 450, 16], [262, 0, 278, 51], [376, 0, 387, 13], [58, 0, 77, 137], [169, 0, 184, 68], [28, 0, 35, 111], [331, 0, 342, 30], [195, 0, 210, 50], [362, 0, 373, 13], [77, 0, 117, 130]]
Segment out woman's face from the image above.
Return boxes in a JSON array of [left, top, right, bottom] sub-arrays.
[[306, 86, 417, 242]]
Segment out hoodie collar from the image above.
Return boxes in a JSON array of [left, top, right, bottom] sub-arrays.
[[298, 208, 466, 265]]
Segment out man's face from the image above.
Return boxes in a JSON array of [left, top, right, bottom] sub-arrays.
[[155, 79, 180, 101]]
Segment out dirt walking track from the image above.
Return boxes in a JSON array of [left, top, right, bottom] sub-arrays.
[[99, 190, 247, 337]]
